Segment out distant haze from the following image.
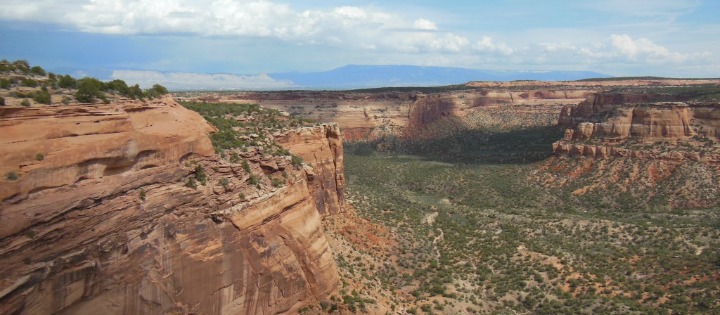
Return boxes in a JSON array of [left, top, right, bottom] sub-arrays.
[[112, 65, 610, 90], [111, 70, 294, 90]]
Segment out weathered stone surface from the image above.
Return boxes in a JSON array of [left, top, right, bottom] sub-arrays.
[[276, 124, 346, 216], [0, 98, 341, 315]]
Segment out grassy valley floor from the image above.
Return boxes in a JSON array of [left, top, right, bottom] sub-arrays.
[[326, 151, 720, 314]]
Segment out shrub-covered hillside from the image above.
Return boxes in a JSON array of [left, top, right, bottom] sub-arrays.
[[0, 59, 168, 106]]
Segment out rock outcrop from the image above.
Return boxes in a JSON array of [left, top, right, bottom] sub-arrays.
[[276, 124, 346, 216], [0, 97, 341, 314], [540, 92, 720, 208], [555, 93, 720, 157]]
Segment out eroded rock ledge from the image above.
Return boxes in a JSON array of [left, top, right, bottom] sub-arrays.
[[554, 94, 720, 162], [0, 97, 342, 315]]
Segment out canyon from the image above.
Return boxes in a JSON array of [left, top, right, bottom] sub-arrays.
[[176, 79, 720, 141], [2, 74, 720, 314], [0, 97, 343, 314]]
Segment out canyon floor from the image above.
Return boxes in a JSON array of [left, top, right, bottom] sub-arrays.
[[328, 147, 719, 314], [180, 80, 720, 314]]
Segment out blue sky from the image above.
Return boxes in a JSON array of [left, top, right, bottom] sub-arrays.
[[1, 0, 719, 79]]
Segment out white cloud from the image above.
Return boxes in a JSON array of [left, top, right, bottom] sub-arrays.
[[112, 70, 295, 90], [532, 34, 710, 64], [473, 36, 514, 55], [413, 18, 437, 31], [0, 0, 467, 54]]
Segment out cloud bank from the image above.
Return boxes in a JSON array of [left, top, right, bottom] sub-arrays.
[[0, 0, 715, 76], [111, 70, 294, 90]]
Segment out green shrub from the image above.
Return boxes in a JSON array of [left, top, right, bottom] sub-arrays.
[[139, 188, 146, 201], [75, 77, 106, 102], [128, 84, 144, 100], [0, 96, 4, 106], [30, 66, 46, 76], [219, 178, 230, 190], [248, 174, 259, 185], [145, 84, 169, 98], [230, 152, 240, 163], [291, 155, 303, 168], [58, 75, 76, 88], [20, 99, 31, 107], [185, 177, 197, 189], [13, 60, 29, 72], [106, 79, 130, 96], [0, 78, 10, 89], [193, 165, 207, 185], [21, 78, 37, 87], [242, 160, 251, 173], [33, 90, 51, 105], [6, 171, 18, 181], [35, 153, 44, 161]]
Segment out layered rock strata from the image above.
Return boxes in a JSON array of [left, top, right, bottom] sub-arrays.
[[554, 93, 720, 161], [176, 88, 591, 141], [276, 124, 345, 216], [0, 98, 341, 314], [176, 79, 720, 141]]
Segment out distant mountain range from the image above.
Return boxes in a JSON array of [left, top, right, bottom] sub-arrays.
[[269, 65, 611, 89], [59, 65, 611, 90]]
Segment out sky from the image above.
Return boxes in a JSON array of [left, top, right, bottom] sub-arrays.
[[1, 0, 719, 80]]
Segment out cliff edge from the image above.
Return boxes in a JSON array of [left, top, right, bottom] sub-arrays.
[[0, 97, 342, 314]]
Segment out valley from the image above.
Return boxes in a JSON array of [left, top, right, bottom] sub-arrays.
[[1, 61, 719, 314], [176, 79, 720, 314]]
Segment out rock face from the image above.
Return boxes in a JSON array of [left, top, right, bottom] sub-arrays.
[[176, 79, 720, 142], [570, 103, 695, 141], [276, 124, 345, 216], [553, 100, 720, 161], [540, 92, 720, 208], [177, 88, 591, 141], [557, 92, 691, 126], [558, 90, 720, 144], [0, 97, 341, 315]]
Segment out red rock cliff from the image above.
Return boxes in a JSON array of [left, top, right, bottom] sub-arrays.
[[0, 97, 341, 314], [276, 124, 345, 216]]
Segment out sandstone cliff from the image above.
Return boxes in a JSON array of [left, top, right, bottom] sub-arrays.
[[555, 96, 720, 159], [276, 124, 345, 216], [0, 97, 342, 314], [540, 92, 720, 208]]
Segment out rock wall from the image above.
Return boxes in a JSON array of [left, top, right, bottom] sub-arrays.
[[568, 103, 695, 141], [551, 94, 720, 166], [276, 124, 346, 216], [558, 92, 690, 126], [180, 87, 590, 141], [0, 98, 341, 315]]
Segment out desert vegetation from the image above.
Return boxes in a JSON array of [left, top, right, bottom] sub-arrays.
[[0, 59, 168, 106], [336, 122, 720, 313]]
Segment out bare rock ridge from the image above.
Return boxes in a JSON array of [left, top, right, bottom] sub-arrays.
[[0, 97, 342, 314]]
